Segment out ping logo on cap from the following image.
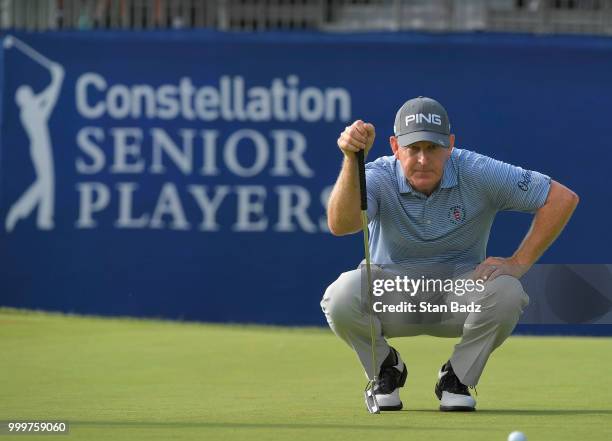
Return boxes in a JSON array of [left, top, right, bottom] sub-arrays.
[[405, 113, 442, 126]]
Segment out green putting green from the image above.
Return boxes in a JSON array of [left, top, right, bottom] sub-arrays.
[[1, 308, 610, 441]]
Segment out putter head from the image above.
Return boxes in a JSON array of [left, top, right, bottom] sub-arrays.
[[3, 36, 13, 49], [364, 383, 381, 414]]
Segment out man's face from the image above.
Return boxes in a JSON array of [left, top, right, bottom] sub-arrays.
[[390, 135, 455, 196]]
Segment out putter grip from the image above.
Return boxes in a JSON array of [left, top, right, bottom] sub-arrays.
[[356, 150, 367, 211]]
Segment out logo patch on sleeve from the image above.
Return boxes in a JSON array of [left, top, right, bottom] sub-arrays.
[[518, 170, 532, 191]]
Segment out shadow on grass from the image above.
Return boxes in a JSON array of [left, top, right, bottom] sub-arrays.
[[71, 421, 485, 431], [70, 409, 612, 431], [397, 409, 612, 416]]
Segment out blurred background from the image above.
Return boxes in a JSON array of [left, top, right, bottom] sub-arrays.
[[4, 0, 612, 34], [1, 0, 610, 333]]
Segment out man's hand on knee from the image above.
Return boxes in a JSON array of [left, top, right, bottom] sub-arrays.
[[472, 256, 530, 282]]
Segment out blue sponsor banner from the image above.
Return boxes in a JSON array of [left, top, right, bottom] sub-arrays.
[[0, 30, 610, 333]]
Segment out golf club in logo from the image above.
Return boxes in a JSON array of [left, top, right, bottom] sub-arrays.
[[3, 36, 64, 232]]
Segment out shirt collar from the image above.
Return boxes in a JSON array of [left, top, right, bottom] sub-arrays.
[[394, 151, 458, 195]]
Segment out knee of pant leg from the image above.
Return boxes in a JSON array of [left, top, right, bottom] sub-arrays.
[[321, 270, 362, 326], [489, 275, 529, 316]]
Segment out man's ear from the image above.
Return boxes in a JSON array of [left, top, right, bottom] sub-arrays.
[[389, 136, 400, 159], [447, 134, 455, 158]]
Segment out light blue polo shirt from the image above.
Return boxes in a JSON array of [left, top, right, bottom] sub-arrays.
[[365, 148, 551, 269]]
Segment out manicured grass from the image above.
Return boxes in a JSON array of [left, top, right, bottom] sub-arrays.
[[1, 308, 610, 440]]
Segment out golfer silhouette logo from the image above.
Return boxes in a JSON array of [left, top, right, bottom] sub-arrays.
[[3, 36, 64, 232]]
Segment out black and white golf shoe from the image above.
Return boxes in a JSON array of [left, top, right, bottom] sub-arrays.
[[434, 361, 476, 411], [371, 347, 408, 411]]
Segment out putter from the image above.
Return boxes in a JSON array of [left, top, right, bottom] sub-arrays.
[[356, 149, 380, 414]]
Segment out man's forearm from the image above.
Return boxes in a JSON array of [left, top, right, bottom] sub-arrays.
[[512, 180, 579, 266], [327, 155, 362, 235]]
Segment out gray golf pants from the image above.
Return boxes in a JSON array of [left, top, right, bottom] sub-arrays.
[[320, 266, 529, 387]]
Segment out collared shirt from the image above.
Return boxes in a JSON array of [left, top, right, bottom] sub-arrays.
[[365, 148, 551, 269]]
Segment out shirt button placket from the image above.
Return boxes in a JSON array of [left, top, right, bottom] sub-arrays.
[[424, 199, 431, 227], [419, 198, 426, 226]]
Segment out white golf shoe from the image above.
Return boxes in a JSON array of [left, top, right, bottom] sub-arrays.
[[434, 361, 476, 411], [369, 347, 408, 411]]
